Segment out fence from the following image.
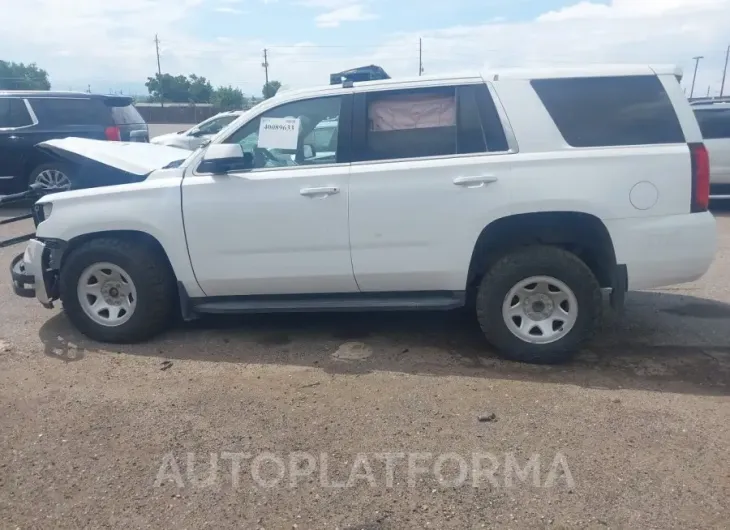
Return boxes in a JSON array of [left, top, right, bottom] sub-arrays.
[[134, 100, 262, 124]]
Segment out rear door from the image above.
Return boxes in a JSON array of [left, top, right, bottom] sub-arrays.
[[693, 106, 730, 185], [106, 97, 149, 142], [0, 97, 37, 186], [348, 82, 515, 293]]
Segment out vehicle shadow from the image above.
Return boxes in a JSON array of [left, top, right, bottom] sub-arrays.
[[38, 290, 730, 396]]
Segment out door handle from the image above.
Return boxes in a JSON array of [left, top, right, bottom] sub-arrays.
[[8, 136, 20, 141], [453, 175, 498, 188], [300, 186, 340, 197]]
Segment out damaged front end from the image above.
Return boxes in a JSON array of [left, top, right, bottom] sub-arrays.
[[2, 186, 62, 307]]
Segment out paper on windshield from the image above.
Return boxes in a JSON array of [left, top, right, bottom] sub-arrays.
[[257, 117, 301, 149]]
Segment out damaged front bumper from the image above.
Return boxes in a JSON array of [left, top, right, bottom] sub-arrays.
[[10, 239, 60, 308]]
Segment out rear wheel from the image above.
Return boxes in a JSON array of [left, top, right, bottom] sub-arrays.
[[475, 245, 602, 364], [28, 163, 74, 192], [59, 238, 176, 343]]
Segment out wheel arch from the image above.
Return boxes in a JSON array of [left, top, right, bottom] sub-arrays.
[[466, 211, 618, 291], [61, 230, 177, 280]]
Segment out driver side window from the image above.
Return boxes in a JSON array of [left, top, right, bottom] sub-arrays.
[[224, 96, 341, 170]]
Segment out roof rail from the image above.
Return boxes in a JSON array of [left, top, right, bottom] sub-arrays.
[[689, 96, 730, 105]]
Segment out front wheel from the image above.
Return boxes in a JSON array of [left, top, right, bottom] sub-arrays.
[[28, 163, 74, 192], [59, 238, 176, 343], [475, 245, 602, 364]]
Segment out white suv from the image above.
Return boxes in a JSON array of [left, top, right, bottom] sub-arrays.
[[10, 65, 717, 364]]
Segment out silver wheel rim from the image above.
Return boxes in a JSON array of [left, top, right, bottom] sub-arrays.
[[35, 169, 71, 191], [502, 276, 578, 345], [77, 263, 137, 327]]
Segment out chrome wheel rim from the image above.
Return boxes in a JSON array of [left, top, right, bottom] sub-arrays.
[[35, 169, 71, 191], [502, 276, 578, 344], [77, 263, 137, 327]]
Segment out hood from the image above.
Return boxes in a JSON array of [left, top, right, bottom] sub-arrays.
[[37, 138, 189, 177]]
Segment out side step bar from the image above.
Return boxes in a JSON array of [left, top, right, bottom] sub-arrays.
[[186, 290, 466, 317]]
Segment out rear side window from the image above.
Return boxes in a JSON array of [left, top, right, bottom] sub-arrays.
[[110, 104, 144, 125], [0, 98, 33, 128], [354, 83, 509, 162], [29, 97, 111, 126], [694, 108, 730, 139], [532, 75, 685, 147]]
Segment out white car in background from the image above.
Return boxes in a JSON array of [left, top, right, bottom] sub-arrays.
[[150, 111, 243, 150], [692, 99, 730, 199]]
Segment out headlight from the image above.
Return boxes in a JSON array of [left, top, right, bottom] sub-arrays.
[[42, 203, 53, 220]]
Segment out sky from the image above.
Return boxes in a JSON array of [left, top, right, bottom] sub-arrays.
[[2, 0, 730, 97]]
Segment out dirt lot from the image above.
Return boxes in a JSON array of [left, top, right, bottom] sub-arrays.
[[0, 207, 728, 529]]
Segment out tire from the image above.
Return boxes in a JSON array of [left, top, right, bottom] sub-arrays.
[[475, 245, 602, 364], [28, 163, 74, 192], [59, 238, 176, 343]]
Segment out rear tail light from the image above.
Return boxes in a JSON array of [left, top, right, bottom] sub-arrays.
[[690, 143, 710, 213], [105, 126, 121, 141]]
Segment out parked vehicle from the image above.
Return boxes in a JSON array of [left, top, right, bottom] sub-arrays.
[[0, 91, 148, 193], [691, 98, 730, 199], [9, 65, 717, 364], [150, 111, 243, 150]]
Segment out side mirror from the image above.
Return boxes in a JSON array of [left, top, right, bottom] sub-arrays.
[[303, 144, 314, 159], [199, 143, 250, 173]]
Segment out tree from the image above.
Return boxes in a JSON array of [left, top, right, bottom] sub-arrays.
[[188, 74, 214, 104], [262, 80, 282, 99], [145, 73, 191, 103], [0, 60, 50, 90], [213, 86, 246, 110], [145, 73, 214, 103]]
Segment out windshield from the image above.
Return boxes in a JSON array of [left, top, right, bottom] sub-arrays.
[[195, 114, 239, 136]]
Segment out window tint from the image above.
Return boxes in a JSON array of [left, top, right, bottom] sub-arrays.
[[694, 108, 730, 139], [0, 98, 33, 128], [355, 84, 509, 162], [222, 96, 341, 170], [531, 75, 685, 147], [29, 98, 111, 126]]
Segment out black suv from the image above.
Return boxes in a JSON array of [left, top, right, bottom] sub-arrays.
[[0, 92, 148, 193]]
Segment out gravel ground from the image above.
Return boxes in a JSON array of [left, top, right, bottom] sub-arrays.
[[0, 206, 728, 529]]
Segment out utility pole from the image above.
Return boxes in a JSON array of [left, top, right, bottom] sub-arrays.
[[707, 85, 711, 97], [155, 34, 164, 107], [419, 38, 424, 76], [690, 55, 704, 98], [721, 45, 730, 97], [262, 48, 270, 87]]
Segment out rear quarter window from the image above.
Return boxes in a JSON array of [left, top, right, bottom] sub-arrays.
[[694, 108, 730, 139], [29, 97, 111, 126], [531, 75, 685, 147], [110, 104, 145, 125]]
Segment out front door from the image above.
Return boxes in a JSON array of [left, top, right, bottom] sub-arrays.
[[348, 82, 516, 293], [182, 93, 358, 297]]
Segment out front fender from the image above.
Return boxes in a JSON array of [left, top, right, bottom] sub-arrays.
[[35, 177, 205, 298]]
